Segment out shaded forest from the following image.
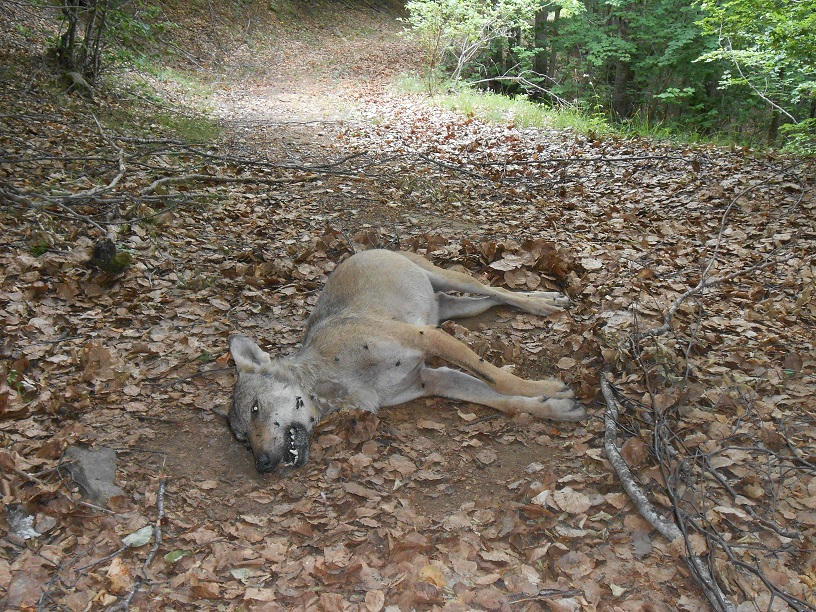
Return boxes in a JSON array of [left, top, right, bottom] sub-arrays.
[[405, 0, 816, 152]]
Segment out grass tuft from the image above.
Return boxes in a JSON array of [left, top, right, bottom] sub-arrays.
[[396, 75, 612, 136]]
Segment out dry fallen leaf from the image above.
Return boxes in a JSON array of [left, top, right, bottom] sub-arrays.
[[1, 9, 811, 610], [552, 486, 592, 514], [418, 564, 447, 588], [365, 590, 385, 612], [474, 448, 498, 465], [620, 436, 649, 466]]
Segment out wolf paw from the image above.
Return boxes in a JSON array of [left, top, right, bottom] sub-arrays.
[[520, 291, 571, 309], [515, 292, 570, 316], [539, 397, 587, 422], [532, 379, 573, 398], [513, 395, 586, 421]]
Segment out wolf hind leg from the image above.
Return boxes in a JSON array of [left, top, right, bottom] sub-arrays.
[[396, 252, 569, 316], [435, 294, 503, 321]]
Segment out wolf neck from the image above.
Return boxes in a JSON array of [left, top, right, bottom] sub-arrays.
[[278, 351, 343, 419], [282, 349, 378, 417]]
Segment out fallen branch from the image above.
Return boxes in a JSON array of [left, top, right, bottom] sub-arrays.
[[633, 164, 805, 343], [139, 172, 318, 195], [467, 68, 572, 106], [509, 588, 583, 604], [631, 253, 785, 342], [108, 475, 166, 612], [600, 375, 737, 612]]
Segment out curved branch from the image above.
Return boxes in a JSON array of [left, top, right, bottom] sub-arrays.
[[601, 376, 737, 612]]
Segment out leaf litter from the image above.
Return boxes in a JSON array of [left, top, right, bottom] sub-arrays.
[[1, 2, 815, 610]]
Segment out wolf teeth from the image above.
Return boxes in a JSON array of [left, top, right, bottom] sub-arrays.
[[285, 448, 298, 466], [285, 428, 298, 465]]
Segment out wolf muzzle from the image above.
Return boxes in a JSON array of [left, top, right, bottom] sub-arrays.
[[255, 423, 310, 473]]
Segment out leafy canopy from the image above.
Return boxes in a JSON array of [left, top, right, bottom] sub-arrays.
[[405, 0, 584, 87], [697, 0, 816, 152]]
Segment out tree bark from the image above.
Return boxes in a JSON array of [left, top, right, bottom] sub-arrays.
[[612, 58, 632, 118], [768, 68, 785, 145], [611, 16, 632, 119], [548, 7, 560, 81], [533, 8, 548, 76]]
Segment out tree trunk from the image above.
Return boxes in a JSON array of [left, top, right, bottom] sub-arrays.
[[57, 0, 81, 71], [548, 8, 560, 81], [612, 59, 632, 118], [768, 106, 780, 145], [55, 0, 110, 86], [611, 16, 631, 119], [533, 9, 548, 76], [768, 67, 785, 145]]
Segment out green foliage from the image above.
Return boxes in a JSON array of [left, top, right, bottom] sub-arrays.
[[29, 241, 50, 257], [697, 0, 816, 153], [404, 0, 814, 152], [780, 118, 816, 155], [404, 0, 581, 91], [53, 0, 172, 85], [6, 369, 25, 395], [400, 75, 611, 133], [104, 0, 174, 65]]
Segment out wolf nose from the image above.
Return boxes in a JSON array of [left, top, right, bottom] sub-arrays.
[[255, 452, 279, 473]]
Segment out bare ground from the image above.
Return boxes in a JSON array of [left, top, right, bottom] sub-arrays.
[[1, 1, 815, 611]]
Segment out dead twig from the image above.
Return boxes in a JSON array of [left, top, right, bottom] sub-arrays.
[[139, 172, 318, 195], [601, 375, 737, 612], [509, 588, 584, 604], [108, 471, 167, 612]]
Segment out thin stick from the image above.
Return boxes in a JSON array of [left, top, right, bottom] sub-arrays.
[[600, 375, 736, 612]]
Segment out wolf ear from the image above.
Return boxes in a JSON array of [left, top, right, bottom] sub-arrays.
[[229, 335, 274, 374]]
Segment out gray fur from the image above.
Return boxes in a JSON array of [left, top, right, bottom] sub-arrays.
[[229, 250, 585, 474]]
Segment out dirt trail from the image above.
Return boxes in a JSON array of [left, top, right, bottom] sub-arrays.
[[208, 11, 413, 162], [136, 9, 622, 609], [148, 4, 592, 550], [4, 1, 812, 609]]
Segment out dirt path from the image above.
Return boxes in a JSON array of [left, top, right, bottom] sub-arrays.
[[207, 9, 413, 161], [134, 13, 707, 611], [2, 2, 814, 610]]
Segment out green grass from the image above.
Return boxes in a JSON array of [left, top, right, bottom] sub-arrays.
[[395, 75, 769, 148], [102, 62, 221, 142], [103, 99, 221, 143], [439, 89, 611, 133], [150, 66, 217, 100], [396, 75, 612, 135], [157, 112, 221, 142]]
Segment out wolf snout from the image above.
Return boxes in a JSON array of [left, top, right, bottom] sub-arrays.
[[255, 451, 281, 473], [253, 424, 311, 473]]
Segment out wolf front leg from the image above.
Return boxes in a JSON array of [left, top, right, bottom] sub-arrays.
[[419, 366, 586, 421]]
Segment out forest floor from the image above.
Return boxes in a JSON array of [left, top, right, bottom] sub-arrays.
[[1, 1, 816, 611]]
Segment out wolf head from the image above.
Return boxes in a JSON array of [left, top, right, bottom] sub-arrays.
[[228, 335, 320, 474]]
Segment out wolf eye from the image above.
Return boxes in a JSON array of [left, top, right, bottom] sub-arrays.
[[251, 402, 259, 415]]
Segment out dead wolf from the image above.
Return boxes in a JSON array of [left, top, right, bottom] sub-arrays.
[[229, 249, 585, 473]]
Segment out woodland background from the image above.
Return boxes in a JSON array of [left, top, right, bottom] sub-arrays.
[[0, 0, 815, 610], [403, 0, 815, 153]]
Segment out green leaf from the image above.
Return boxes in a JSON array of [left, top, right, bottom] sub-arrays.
[[122, 525, 153, 548], [164, 549, 192, 563]]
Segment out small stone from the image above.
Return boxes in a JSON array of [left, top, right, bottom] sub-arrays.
[[62, 445, 125, 505]]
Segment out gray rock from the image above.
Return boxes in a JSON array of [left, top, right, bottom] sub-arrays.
[[62, 445, 125, 505]]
